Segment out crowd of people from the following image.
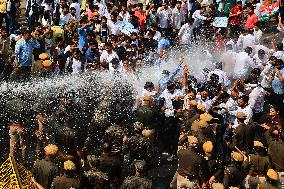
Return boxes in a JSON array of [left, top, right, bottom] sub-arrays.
[[0, 0, 284, 188]]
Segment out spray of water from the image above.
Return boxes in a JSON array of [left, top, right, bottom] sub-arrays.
[[0, 41, 217, 127]]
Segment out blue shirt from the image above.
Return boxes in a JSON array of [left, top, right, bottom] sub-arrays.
[[15, 38, 40, 67], [85, 48, 99, 63], [272, 68, 284, 94], [157, 64, 182, 96], [78, 26, 93, 48], [158, 38, 171, 50]]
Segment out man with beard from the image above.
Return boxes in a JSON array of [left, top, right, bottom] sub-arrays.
[[229, 95, 253, 128]]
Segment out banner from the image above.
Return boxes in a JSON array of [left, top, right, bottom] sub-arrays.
[[213, 17, 229, 27]]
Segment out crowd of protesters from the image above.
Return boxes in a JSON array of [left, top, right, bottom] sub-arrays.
[[0, 0, 284, 188]]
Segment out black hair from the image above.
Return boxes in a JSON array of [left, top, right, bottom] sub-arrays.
[[239, 95, 249, 103], [144, 82, 154, 89], [244, 46, 253, 55], [276, 43, 283, 51], [251, 68, 261, 75], [226, 44, 233, 50], [22, 28, 31, 35]]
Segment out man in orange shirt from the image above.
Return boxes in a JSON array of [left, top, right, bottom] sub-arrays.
[[135, 3, 147, 30], [244, 5, 259, 30], [229, 1, 243, 35]]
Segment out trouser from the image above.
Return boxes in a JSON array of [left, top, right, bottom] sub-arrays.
[[9, 126, 27, 159], [161, 117, 179, 155], [177, 173, 200, 189], [159, 27, 171, 38], [278, 172, 284, 188], [170, 171, 178, 188], [0, 12, 7, 27], [171, 29, 180, 42], [28, 13, 39, 31], [10, 66, 32, 81], [229, 24, 241, 37], [7, 13, 15, 34], [245, 175, 265, 189]]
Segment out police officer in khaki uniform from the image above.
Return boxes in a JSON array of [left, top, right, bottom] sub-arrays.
[[32, 144, 60, 189], [202, 141, 224, 186], [232, 112, 255, 154], [245, 141, 270, 189], [51, 160, 81, 189], [124, 122, 154, 176], [257, 169, 280, 189], [264, 125, 284, 187], [121, 160, 152, 189], [223, 151, 245, 188], [176, 136, 208, 188]]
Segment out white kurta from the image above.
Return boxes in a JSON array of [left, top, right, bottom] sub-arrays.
[[178, 23, 194, 45]]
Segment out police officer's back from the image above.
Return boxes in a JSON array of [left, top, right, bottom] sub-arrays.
[[124, 122, 154, 165], [257, 169, 280, 189], [32, 144, 60, 189], [223, 151, 246, 188], [51, 160, 81, 189], [121, 160, 152, 189], [232, 112, 255, 154]]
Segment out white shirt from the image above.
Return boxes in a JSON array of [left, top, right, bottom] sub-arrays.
[[100, 50, 119, 63], [178, 23, 194, 45], [107, 20, 123, 35], [254, 29, 263, 44], [119, 11, 131, 22], [41, 1, 53, 11], [60, 13, 70, 25], [70, 2, 81, 20], [192, 10, 207, 28], [157, 7, 172, 28], [252, 54, 268, 69], [153, 31, 162, 41], [69, 58, 82, 74], [248, 86, 265, 113], [260, 63, 273, 88], [230, 106, 253, 128], [220, 50, 237, 78], [226, 39, 239, 52], [208, 69, 229, 86], [219, 97, 238, 124], [141, 89, 157, 98], [161, 89, 183, 117], [109, 60, 123, 74], [171, 7, 185, 30], [233, 52, 253, 79], [196, 95, 217, 111], [237, 34, 245, 50], [243, 34, 256, 49], [273, 51, 284, 62]]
